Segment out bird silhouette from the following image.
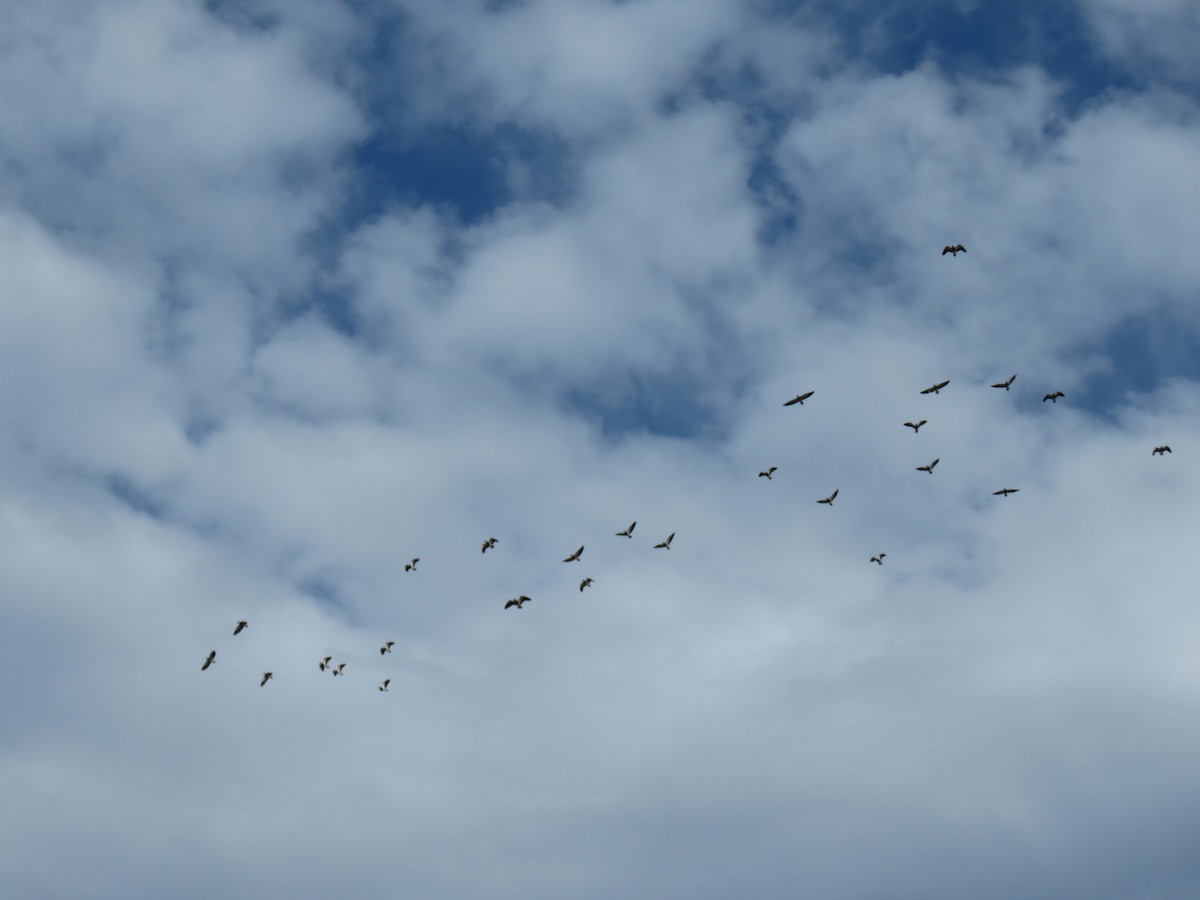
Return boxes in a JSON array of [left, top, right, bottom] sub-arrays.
[[916, 458, 939, 474], [991, 374, 1016, 390], [563, 545, 584, 563], [1043, 391, 1064, 403], [1153, 445, 1172, 456], [921, 380, 950, 395], [992, 488, 1019, 497], [579, 578, 594, 592], [904, 420, 927, 432], [616, 521, 636, 538], [380, 641, 394, 655], [319, 656, 332, 671], [759, 467, 777, 479], [233, 621, 248, 636], [870, 554, 886, 565], [481, 537, 498, 553], [655, 532, 675, 549], [379, 679, 390, 693], [504, 595, 532, 610], [201, 650, 216, 671], [817, 489, 839, 506], [333, 663, 346, 676], [260, 672, 273, 687], [784, 391, 814, 406], [404, 558, 420, 572], [942, 244, 966, 256]]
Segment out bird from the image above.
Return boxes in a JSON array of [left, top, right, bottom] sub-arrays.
[[481, 537, 498, 553], [991, 374, 1016, 390], [942, 244, 966, 256], [759, 467, 777, 479], [404, 558, 420, 572], [1043, 391, 1064, 403], [563, 545, 584, 562], [870, 554, 886, 565], [201, 650, 216, 671], [232, 620, 248, 636], [655, 532, 675, 549], [921, 380, 950, 395], [784, 391, 814, 406], [904, 420, 927, 432], [817, 489, 839, 506], [916, 458, 939, 474], [260, 672, 273, 687], [332, 663, 346, 676], [380, 641, 394, 655], [319, 656, 332, 671], [1153, 445, 1172, 456], [579, 578, 594, 592], [616, 521, 636, 538], [379, 679, 390, 692], [504, 595, 532, 610], [992, 488, 1019, 497]]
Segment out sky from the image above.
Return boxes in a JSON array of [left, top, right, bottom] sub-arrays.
[[2, 0, 1200, 896]]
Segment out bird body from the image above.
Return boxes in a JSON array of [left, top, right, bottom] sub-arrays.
[[759, 467, 777, 479], [1043, 391, 1064, 403], [655, 532, 675, 549], [580, 578, 594, 592], [817, 489, 839, 506], [319, 656, 332, 671], [942, 244, 966, 256], [993, 488, 1019, 497], [1153, 445, 1172, 455], [921, 380, 950, 395], [991, 374, 1016, 390], [202, 651, 216, 671], [404, 558, 420, 571], [333, 663, 346, 676], [233, 620, 248, 635], [482, 537, 497, 553], [784, 391, 814, 407], [504, 595, 532, 610], [870, 554, 886, 565], [904, 420, 927, 432], [916, 458, 939, 474], [379, 679, 390, 692], [563, 545, 584, 563], [381, 641, 394, 655], [616, 521, 636, 538], [260, 672, 273, 687]]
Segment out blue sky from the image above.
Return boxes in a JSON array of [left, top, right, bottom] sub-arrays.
[[3, 2, 1200, 897]]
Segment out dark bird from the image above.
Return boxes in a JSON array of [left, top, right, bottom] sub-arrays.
[[379, 679, 390, 693], [655, 532, 675, 549], [921, 380, 950, 395], [579, 577, 594, 592], [759, 467, 777, 479], [916, 458, 939, 474], [319, 656, 332, 671], [1153, 445, 1172, 456], [992, 488, 1019, 497], [380, 641, 394, 655], [504, 595, 532, 610], [870, 554, 886, 565], [233, 620, 248, 635], [904, 420, 927, 432], [1043, 391, 1064, 403], [333, 663, 346, 676], [201, 650, 216, 671], [481, 537, 498, 553], [260, 672, 273, 687], [817, 489, 839, 506], [942, 244, 966, 256], [784, 391, 814, 406], [616, 521, 636, 538], [563, 545, 584, 563], [991, 374, 1016, 390], [404, 558, 420, 572]]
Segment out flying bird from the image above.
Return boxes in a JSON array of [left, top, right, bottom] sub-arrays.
[[1043, 391, 1065, 403], [404, 558, 420, 572], [332, 663, 346, 676], [319, 656, 332, 671], [504, 595, 532, 610], [921, 380, 950, 395], [870, 554, 886, 565], [817, 489, 839, 506], [232, 620, 248, 636], [904, 420, 927, 432], [380, 641, 394, 655], [784, 391, 814, 406], [991, 374, 1017, 390], [916, 458, 939, 474], [759, 467, 777, 480], [379, 679, 390, 693], [655, 532, 675, 549], [481, 537, 498, 553], [1153, 445, 1172, 456], [260, 672, 273, 687], [563, 545, 584, 563], [942, 244, 966, 256], [992, 488, 1019, 497], [579, 578, 594, 592], [615, 521, 636, 538], [201, 650, 216, 671]]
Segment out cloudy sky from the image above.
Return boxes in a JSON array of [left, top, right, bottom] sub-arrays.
[[3, 1, 1200, 896]]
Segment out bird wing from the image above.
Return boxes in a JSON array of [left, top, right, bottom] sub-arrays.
[[784, 396, 800, 406]]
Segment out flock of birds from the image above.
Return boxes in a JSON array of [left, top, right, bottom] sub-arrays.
[[198, 243, 1173, 690]]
